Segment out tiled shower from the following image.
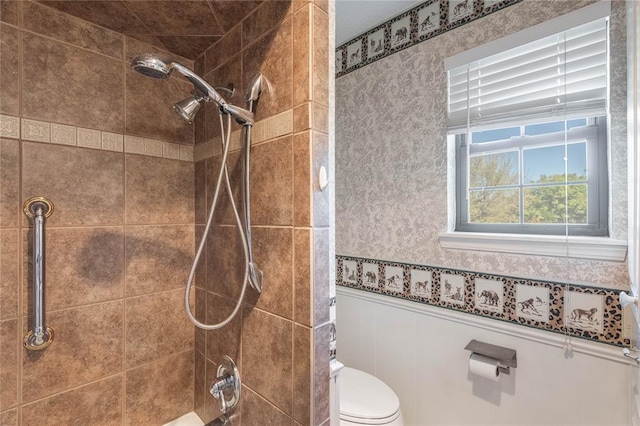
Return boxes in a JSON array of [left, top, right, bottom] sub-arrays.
[[0, 1, 332, 424]]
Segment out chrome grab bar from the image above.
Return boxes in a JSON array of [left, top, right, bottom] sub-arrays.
[[23, 196, 55, 351]]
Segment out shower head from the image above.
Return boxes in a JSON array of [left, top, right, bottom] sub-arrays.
[[131, 53, 255, 125], [131, 54, 173, 79], [131, 53, 224, 104], [173, 95, 204, 124]]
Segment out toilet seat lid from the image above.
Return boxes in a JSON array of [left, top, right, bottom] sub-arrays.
[[340, 367, 400, 423]]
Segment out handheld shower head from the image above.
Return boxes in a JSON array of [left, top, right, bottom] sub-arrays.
[[131, 53, 255, 125], [131, 54, 173, 79]]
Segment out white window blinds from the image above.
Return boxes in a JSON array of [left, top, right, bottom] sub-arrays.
[[447, 13, 609, 133]]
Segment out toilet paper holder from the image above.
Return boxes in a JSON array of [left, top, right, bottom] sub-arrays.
[[465, 340, 517, 375]]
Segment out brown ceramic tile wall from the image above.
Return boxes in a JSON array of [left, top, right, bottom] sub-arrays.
[[1, 0, 331, 423], [125, 351, 194, 425], [22, 32, 125, 133], [193, 0, 331, 424], [0, 23, 21, 116], [0, 3, 197, 424], [0, 139, 20, 228], [241, 386, 295, 426], [21, 376, 123, 426]]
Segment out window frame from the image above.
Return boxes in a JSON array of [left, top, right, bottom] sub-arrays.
[[455, 117, 609, 236]]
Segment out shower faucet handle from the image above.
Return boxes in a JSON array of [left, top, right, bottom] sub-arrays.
[[210, 356, 241, 414]]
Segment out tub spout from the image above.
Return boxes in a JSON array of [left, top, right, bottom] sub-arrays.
[[204, 414, 231, 426]]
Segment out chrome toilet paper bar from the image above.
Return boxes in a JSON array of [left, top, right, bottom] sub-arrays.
[[465, 339, 517, 375]]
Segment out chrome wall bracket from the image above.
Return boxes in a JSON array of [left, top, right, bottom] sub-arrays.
[[465, 339, 517, 375], [23, 196, 55, 351], [24, 327, 54, 351], [210, 356, 241, 414], [623, 347, 640, 364]]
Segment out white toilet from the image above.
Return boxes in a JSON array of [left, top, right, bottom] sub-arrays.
[[339, 367, 404, 426]]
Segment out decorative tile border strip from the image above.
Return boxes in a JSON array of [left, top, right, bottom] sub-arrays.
[[336, 255, 629, 347], [335, 0, 523, 78], [1, 109, 294, 163], [0, 114, 194, 162], [194, 109, 293, 162]]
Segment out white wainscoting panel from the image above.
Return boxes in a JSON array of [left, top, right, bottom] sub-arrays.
[[337, 287, 630, 426]]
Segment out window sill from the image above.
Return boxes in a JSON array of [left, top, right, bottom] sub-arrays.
[[438, 232, 627, 262]]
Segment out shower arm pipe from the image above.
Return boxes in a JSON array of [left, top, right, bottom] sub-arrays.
[[171, 63, 255, 125], [23, 197, 55, 350]]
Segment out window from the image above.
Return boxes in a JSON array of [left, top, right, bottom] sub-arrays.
[[446, 7, 610, 237], [456, 117, 608, 235]]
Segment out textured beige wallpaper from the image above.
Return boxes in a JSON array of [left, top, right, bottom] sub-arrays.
[[336, 0, 630, 289]]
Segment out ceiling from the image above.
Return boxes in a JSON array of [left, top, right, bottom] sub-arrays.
[[38, 0, 421, 59], [335, 0, 421, 46], [37, 0, 262, 59]]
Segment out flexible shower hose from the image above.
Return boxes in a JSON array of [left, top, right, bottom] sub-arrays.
[[184, 112, 251, 330]]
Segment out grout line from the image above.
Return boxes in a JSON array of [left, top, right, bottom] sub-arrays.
[[308, 127, 315, 234], [19, 371, 125, 409], [16, 124, 24, 410], [290, 98, 297, 326], [121, 35, 126, 141], [26, 224, 125, 231], [20, 2, 195, 68], [202, 289, 300, 330], [121, 362, 126, 426], [308, 4, 314, 107], [309, 309, 316, 425], [121, 133, 127, 426], [35, 223, 193, 230], [121, 286, 188, 304], [290, 307, 295, 420], [203, 1, 224, 42], [245, 378, 294, 420], [214, 224, 296, 229], [290, 8, 295, 120], [123, 348, 193, 374], [18, 348, 193, 410], [242, 302, 296, 324], [18, 5, 24, 133], [241, 5, 293, 56], [19, 23, 124, 62], [18, 286, 184, 317]]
